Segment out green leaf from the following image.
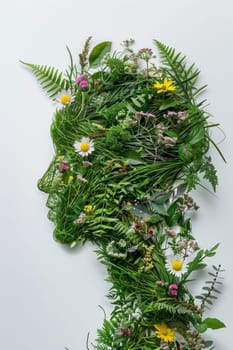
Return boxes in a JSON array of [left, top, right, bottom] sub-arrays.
[[188, 127, 205, 145], [151, 203, 168, 216], [159, 99, 182, 111], [166, 202, 180, 226], [195, 263, 207, 270], [121, 150, 144, 165], [196, 323, 208, 333], [203, 317, 226, 330], [153, 192, 171, 204], [178, 143, 193, 162], [204, 340, 214, 349], [70, 241, 78, 248], [89, 41, 112, 67], [210, 242, 220, 252]]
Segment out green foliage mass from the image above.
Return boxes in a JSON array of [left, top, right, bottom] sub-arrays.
[[22, 38, 225, 350]]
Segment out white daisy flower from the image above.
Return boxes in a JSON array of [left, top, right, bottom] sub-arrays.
[[56, 90, 74, 107], [74, 137, 94, 157], [166, 255, 188, 278]]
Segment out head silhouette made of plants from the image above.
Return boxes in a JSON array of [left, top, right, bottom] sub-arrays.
[[22, 37, 226, 350]]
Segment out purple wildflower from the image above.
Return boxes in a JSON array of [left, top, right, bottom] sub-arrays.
[[169, 283, 178, 296], [75, 73, 88, 84]]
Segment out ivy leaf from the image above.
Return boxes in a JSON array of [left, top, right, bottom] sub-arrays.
[[89, 41, 112, 67], [203, 317, 226, 329]]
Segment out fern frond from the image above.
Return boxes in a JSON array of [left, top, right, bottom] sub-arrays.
[[20, 61, 70, 97], [145, 301, 193, 317], [114, 221, 130, 236], [154, 40, 204, 104]]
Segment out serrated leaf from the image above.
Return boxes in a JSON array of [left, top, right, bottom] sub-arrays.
[[89, 41, 112, 67], [203, 317, 226, 329]]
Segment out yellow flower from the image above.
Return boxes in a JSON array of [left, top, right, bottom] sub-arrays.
[[153, 77, 176, 94], [68, 175, 74, 183], [154, 323, 175, 343], [84, 204, 93, 213], [144, 216, 151, 223], [147, 262, 154, 270]]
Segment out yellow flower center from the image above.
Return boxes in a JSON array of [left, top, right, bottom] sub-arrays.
[[160, 84, 168, 92], [60, 95, 71, 105], [171, 259, 183, 271], [80, 142, 90, 152], [144, 216, 151, 223]]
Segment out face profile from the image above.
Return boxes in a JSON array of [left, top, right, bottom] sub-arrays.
[[23, 38, 224, 349]]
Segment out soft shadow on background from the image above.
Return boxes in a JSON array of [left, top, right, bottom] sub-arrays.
[[1, 0, 232, 349]]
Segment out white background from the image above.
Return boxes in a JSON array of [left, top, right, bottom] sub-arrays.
[[1, 0, 232, 349]]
